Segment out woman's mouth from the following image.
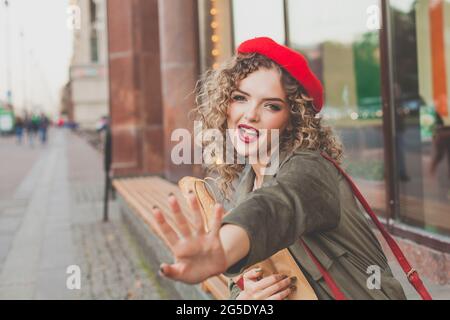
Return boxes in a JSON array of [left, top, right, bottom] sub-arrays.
[[238, 124, 260, 144]]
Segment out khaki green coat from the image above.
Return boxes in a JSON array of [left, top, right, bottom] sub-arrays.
[[220, 149, 407, 300]]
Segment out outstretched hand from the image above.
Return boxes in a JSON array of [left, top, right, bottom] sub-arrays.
[[151, 192, 228, 284]]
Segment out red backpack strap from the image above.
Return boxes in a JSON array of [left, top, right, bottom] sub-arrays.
[[301, 239, 347, 300], [320, 152, 432, 300]]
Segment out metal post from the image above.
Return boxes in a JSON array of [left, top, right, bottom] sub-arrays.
[[380, 0, 398, 229], [283, 0, 290, 46], [103, 170, 110, 222], [20, 30, 27, 110], [103, 121, 112, 222]]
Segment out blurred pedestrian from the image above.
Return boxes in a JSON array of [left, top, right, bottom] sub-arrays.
[[39, 113, 50, 145], [430, 112, 450, 179], [14, 115, 24, 145], [57, 117, 65, 128], [24, 113, 35, 147]]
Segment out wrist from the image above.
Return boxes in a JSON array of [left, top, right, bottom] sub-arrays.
[[219, 224, 250, 270]]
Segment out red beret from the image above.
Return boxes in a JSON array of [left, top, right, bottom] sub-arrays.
[[237, 37, 324, 113]]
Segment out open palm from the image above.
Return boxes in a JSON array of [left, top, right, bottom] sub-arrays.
[[151, 193, 227, 284]]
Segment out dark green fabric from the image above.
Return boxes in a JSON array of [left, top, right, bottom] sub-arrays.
[[222, 148, 407, 300]]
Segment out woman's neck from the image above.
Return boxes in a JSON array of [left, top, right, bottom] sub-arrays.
[[250, 146, 279, 189], [251, 163, 265, 189]]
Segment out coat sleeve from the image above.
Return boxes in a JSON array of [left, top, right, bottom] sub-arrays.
[[221, 153, 341, 277]]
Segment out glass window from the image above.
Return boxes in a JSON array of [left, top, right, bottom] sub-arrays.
[[389, 0, 450, 236], [286, 0, 387, 215], [232, 0, 285, 46]]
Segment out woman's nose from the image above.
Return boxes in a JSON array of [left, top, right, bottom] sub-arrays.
[[244, 104, 260, 122]]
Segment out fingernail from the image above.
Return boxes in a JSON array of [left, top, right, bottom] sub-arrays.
[[290, 276, 297, 283], [159, 266, 165, 276], [255, 268, 262, 273]]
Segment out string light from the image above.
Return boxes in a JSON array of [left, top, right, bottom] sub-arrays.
[[210, 0, 220, 69]]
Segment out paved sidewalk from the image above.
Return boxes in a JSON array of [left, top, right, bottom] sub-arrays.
[[0, 129, 170, 299]]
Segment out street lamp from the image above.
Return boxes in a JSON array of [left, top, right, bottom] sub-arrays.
[[3, 0, 12, 104], [20, 29, 26, 110]]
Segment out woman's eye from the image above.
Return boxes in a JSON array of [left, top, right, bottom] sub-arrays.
[[232, 95, 246, 102], [266, 104, 281, 111]]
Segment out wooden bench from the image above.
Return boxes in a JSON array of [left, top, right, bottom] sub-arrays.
[[113, 176, 230, 300]]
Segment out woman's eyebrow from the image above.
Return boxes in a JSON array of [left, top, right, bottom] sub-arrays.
[[235, 89, 286, 104], [263, 97, 286, 104], [234, 89, 250, 96]]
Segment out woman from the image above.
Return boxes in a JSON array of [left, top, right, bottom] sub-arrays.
[[151, 37, 407, 300]]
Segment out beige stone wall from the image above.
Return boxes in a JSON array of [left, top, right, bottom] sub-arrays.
[[70, 0, 109, 128]]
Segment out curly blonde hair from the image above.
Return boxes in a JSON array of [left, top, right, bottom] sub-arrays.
[[193, 53, 343, 200]]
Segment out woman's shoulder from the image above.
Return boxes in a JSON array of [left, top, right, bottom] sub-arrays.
[[277, 148, 339, 183], [280, 148, 330, 169]]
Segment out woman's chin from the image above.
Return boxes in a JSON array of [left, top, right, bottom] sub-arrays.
[[229, 134, 274, 163], [234, 144, 268, 162]]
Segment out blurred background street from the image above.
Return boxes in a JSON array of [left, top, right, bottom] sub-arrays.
[[0, 128, 170, 299]]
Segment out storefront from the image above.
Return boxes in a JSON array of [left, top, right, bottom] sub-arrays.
[[197, 0, 450, 246]]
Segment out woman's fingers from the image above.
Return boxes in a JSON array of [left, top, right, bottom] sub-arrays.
[[243, 268, 263, 281], [159, 263, 182, 280], [187, 192, 206, 233], [260, 276, 294, 299], [159, 263, 188, 283], [246, 274, 294, 300], [253, 274, 287, 291], [152, 206, 179, 248], [210, 203, 225, 235], [159, 262, 201, 285], [266, 287, 293, 300], [168, 194, 192, 238]]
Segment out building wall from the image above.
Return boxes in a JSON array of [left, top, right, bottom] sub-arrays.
[[70, 0, 109, 129], [107, 0, 165, 177]]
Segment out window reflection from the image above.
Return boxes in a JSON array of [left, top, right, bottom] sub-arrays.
[[390, 0, 450, 236], [286, 0, 386, 215], [232, 0, 285, 46]]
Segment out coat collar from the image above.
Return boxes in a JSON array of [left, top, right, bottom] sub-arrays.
[[234, 148, 294, 205]]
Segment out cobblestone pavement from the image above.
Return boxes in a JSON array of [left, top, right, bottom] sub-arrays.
[[0, 129, 170, 299], [71, 195, 168, 300]]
